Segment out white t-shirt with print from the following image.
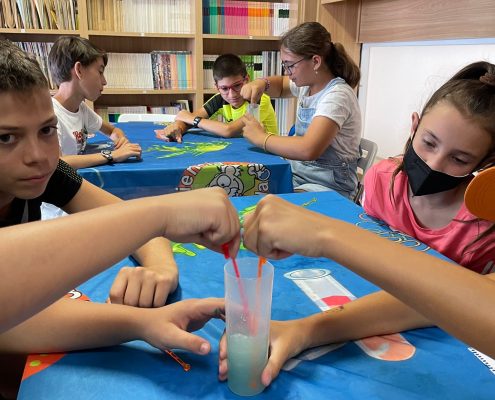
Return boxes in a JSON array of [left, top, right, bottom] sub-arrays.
[[52, 97, 103, 155]]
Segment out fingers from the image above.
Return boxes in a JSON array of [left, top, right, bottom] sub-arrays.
[[194, 297, 226, 320], [164, 328, 212, 355], [251, 93, 257, 105], [218, 332, 228, 381], [110, 267, 169, 308], [136, 276, 156, 308], [153, 280, 171, 308], [198, 190, 241, 251], [155, 129, 170, 141], [108, 268, 129, 305], [260, 346, 286, 387]]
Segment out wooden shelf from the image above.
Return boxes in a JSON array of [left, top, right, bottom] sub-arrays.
[[88, 31, 195, 39], [203, 34, 281, 41], [0, 28, 79, 35], [102, 89, 197, 95]]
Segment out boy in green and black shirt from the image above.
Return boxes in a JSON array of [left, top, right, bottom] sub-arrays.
[[158, 54, 278, 142]]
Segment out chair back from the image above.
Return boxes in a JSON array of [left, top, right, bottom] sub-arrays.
[[354, 137, 378, 203], [118, 113, 176, 123], [357, 137, 378, 176]]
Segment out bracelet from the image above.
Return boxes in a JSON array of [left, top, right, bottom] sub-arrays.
[[257, 77, 270, 92], [263, 132, 275, 152]]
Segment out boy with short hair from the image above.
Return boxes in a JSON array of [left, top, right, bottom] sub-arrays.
[[158, 53, 278, 142], [0, 39, 238, 398], [49, 36, 142, 169]]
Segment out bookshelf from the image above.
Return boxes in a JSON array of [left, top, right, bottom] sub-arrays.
[[1, 0, 312, 132]]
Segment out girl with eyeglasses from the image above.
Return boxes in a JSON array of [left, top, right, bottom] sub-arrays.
[[239, 22, 362, 199]]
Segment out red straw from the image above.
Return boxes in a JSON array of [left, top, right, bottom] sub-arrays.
[[257, 256, 266, 279], [222, 243, 241, 278], [222, 243, 250, 328]]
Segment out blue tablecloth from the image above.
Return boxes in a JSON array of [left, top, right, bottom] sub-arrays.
[[79, 122, 293, 199], [18, 192, 495, 399]]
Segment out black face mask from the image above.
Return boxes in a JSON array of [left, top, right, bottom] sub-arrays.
[[403, 144, 472, 196]]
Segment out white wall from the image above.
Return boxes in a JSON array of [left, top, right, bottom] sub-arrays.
[[359, 38, 495, 159]]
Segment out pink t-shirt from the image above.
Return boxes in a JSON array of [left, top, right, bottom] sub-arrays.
[[363, 158, 495, 274]]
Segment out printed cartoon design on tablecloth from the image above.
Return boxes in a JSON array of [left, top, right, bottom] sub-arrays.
[[356, 213, 430, 251], [282, 269, 416, 371], [146, 141, 231, 158], [177, 162, 271, 196], [22, 290, 91, 381]]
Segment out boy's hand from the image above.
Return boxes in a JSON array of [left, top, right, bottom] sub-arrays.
[[112, 142, 142, 162], [218, 320, 308, 387], [111, 130, 130, 149], [157, 188, 241, 257], [108, 263, 178, 307], [156, 121, 187, 143], [137, 298, 225, 355], [240, 79, 265, 104]]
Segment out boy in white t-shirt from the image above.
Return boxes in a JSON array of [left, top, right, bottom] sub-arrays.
[[49, 36, 142, 169]]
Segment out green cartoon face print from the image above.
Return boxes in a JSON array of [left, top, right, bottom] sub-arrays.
[[177, 162, 271, 196]]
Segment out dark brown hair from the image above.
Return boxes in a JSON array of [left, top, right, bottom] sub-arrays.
[[0, 39, 48, 92], [212, 53, 248, 82], [49, 36, 108, 85], [280, 22, 360, 88]]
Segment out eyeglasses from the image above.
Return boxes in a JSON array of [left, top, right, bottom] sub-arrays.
[[215, 79, 246, 95], [281, 58, 306, 75]]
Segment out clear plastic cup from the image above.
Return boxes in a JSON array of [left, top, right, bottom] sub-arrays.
[[224, 257, 274, 396], [247, 103, 261, 122]]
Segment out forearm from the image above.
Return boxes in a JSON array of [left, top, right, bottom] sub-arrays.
[[300, 290, 431, 350], [110, 127, 126, 139], [263, 134, 316, 160], [264, 76, 291, 98], [61, 153, 109, 169], [320, 218, 495, 355], [100, 121, 125, 140], [0, 197, 165, 333], [197, 118, 243, 138], [0, 299, 143, 353]]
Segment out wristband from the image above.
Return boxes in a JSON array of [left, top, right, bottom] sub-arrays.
[[257, 77, 270, 92], [263, 132, 275, 152], [192, 116, 203, 128]]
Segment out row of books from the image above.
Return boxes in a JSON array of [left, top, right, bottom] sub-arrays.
[[17, 40, 283, 95], [15, 41, 56, 89], [87, 0, 193, 33], [0, 0, 77, 30], [105, 51, 194, 90], [203, 51, 282, 89], [95, 102, 191, 123], [202, 1, 291, 36]]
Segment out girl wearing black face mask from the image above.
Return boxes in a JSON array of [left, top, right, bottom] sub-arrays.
[[361, 61, 495, 275]]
